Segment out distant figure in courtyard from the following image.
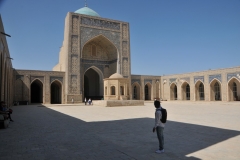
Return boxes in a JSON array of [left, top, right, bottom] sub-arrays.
[[0, 101, 14, 122], [88, 98, 92, 105], [85, 97, 87, 105], [72, 98, 74, 104], [153, 100, 165, 154]]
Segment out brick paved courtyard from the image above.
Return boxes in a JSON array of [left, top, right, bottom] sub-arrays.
[[1, 101, 240, 160]]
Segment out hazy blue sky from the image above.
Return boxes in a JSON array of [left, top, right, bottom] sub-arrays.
[[0, 0, 239, 75]]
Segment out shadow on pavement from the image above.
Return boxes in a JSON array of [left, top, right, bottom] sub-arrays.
[[0, 105, 239, 160]]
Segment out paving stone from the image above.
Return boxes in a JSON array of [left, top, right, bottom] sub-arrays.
[[0, 101, 239, 159]]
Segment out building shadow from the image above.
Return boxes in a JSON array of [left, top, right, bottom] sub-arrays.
[[88, 118, 240, 160], [1, 105, 239, 160]]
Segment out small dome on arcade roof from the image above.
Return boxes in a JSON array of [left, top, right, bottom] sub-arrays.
[[109, 73, 124, 79]]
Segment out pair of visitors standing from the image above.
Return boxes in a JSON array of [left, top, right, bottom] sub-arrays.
[[153, 100, 165, 154], [88, 98, 92, 105]]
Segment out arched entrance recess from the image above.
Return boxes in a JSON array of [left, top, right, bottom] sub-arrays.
[[181, 82, 190, 100], [82, 35, 118, 79], [84, 67, 104, 100], [170, 83, 177, 100], [228, 78, 240, 101], [145, 83, 152, 100], [51, 80, 62, 104], [31, 79, 43, 103], [132, 82, 140, 100], [195, 81, 205, 101], [210, 79, 222, 101]]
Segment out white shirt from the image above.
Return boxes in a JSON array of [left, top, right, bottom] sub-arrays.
[[154, 107, 165, 128]]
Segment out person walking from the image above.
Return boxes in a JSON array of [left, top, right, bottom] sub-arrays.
[[153, 100, 165, 154], [84, 97, 87, 105]]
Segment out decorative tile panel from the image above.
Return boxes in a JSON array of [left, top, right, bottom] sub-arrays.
[[122, 24, 128, 39], [67, 95, 82, 102], [50, 77, 63, 84], [81, 17, 120, 30], [71, 35, 78, 54], [169, 78, 177, 85], [144, 79, 152, 85], [122, 41, 128, 57], [227, 72, 240, 81], [71, 75, 77, 94], [81, 59, 117, 64], [31, 76, 44, 83], [83, 64, 104, 73], [194, 76, 204, 84], [123, 58, 128, 76], [131, 79, 141, 85], [71, 55, 78, 73], [209, 74, 221, 83], [72, 15, 79, 35]]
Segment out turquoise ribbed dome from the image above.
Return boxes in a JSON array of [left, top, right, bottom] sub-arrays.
[[75, 7, 100, 17]]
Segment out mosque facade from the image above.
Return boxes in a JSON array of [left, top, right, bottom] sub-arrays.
[[1, 6, 240, 105]]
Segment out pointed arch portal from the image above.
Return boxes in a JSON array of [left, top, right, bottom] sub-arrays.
[[228, 78, 240, 101], [145, 83, 152, 100], [181, 82, 190, 100], [195, 81, 205, 101], [210, 79, 222, 101], [170, 83, 177, 100], [84, 68, 103, 100], [51, 81, 62, 104], [31, 79, 43, 103], [132, 82, 140, 100]]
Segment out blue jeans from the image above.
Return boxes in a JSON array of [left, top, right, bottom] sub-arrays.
[[156, 126, 164, 150]]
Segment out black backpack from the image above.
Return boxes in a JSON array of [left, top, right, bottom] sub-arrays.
[[157, 108, 167, 123]]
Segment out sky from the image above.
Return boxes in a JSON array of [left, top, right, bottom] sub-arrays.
[[0, 0, 239, 76]]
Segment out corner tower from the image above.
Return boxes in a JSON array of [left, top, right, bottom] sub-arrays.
[[54, 6, 131, 103]]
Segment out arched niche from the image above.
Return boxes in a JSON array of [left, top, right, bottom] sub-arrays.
[[181, 82, 190, 100], [31, 79, 43, 103], [195, 81, 205, 101], [210, 79, 222, 101], [84, 67, 104, 100], [51, 80, 62, 104], [132, 82, 140, 100], [170, 83, 178, 100], [144, 83, 152, 100], [228, 78, 240, 101]]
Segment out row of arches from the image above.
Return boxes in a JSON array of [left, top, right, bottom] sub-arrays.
[[169, 78, 240, 101], [105, 86, 124, 95], [132, 83, 152, 100], [15, 79, 62, 104], [31, 79, 62, 104]]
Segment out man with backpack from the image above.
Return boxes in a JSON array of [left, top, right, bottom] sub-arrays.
[[153, 100, 166, 154]]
